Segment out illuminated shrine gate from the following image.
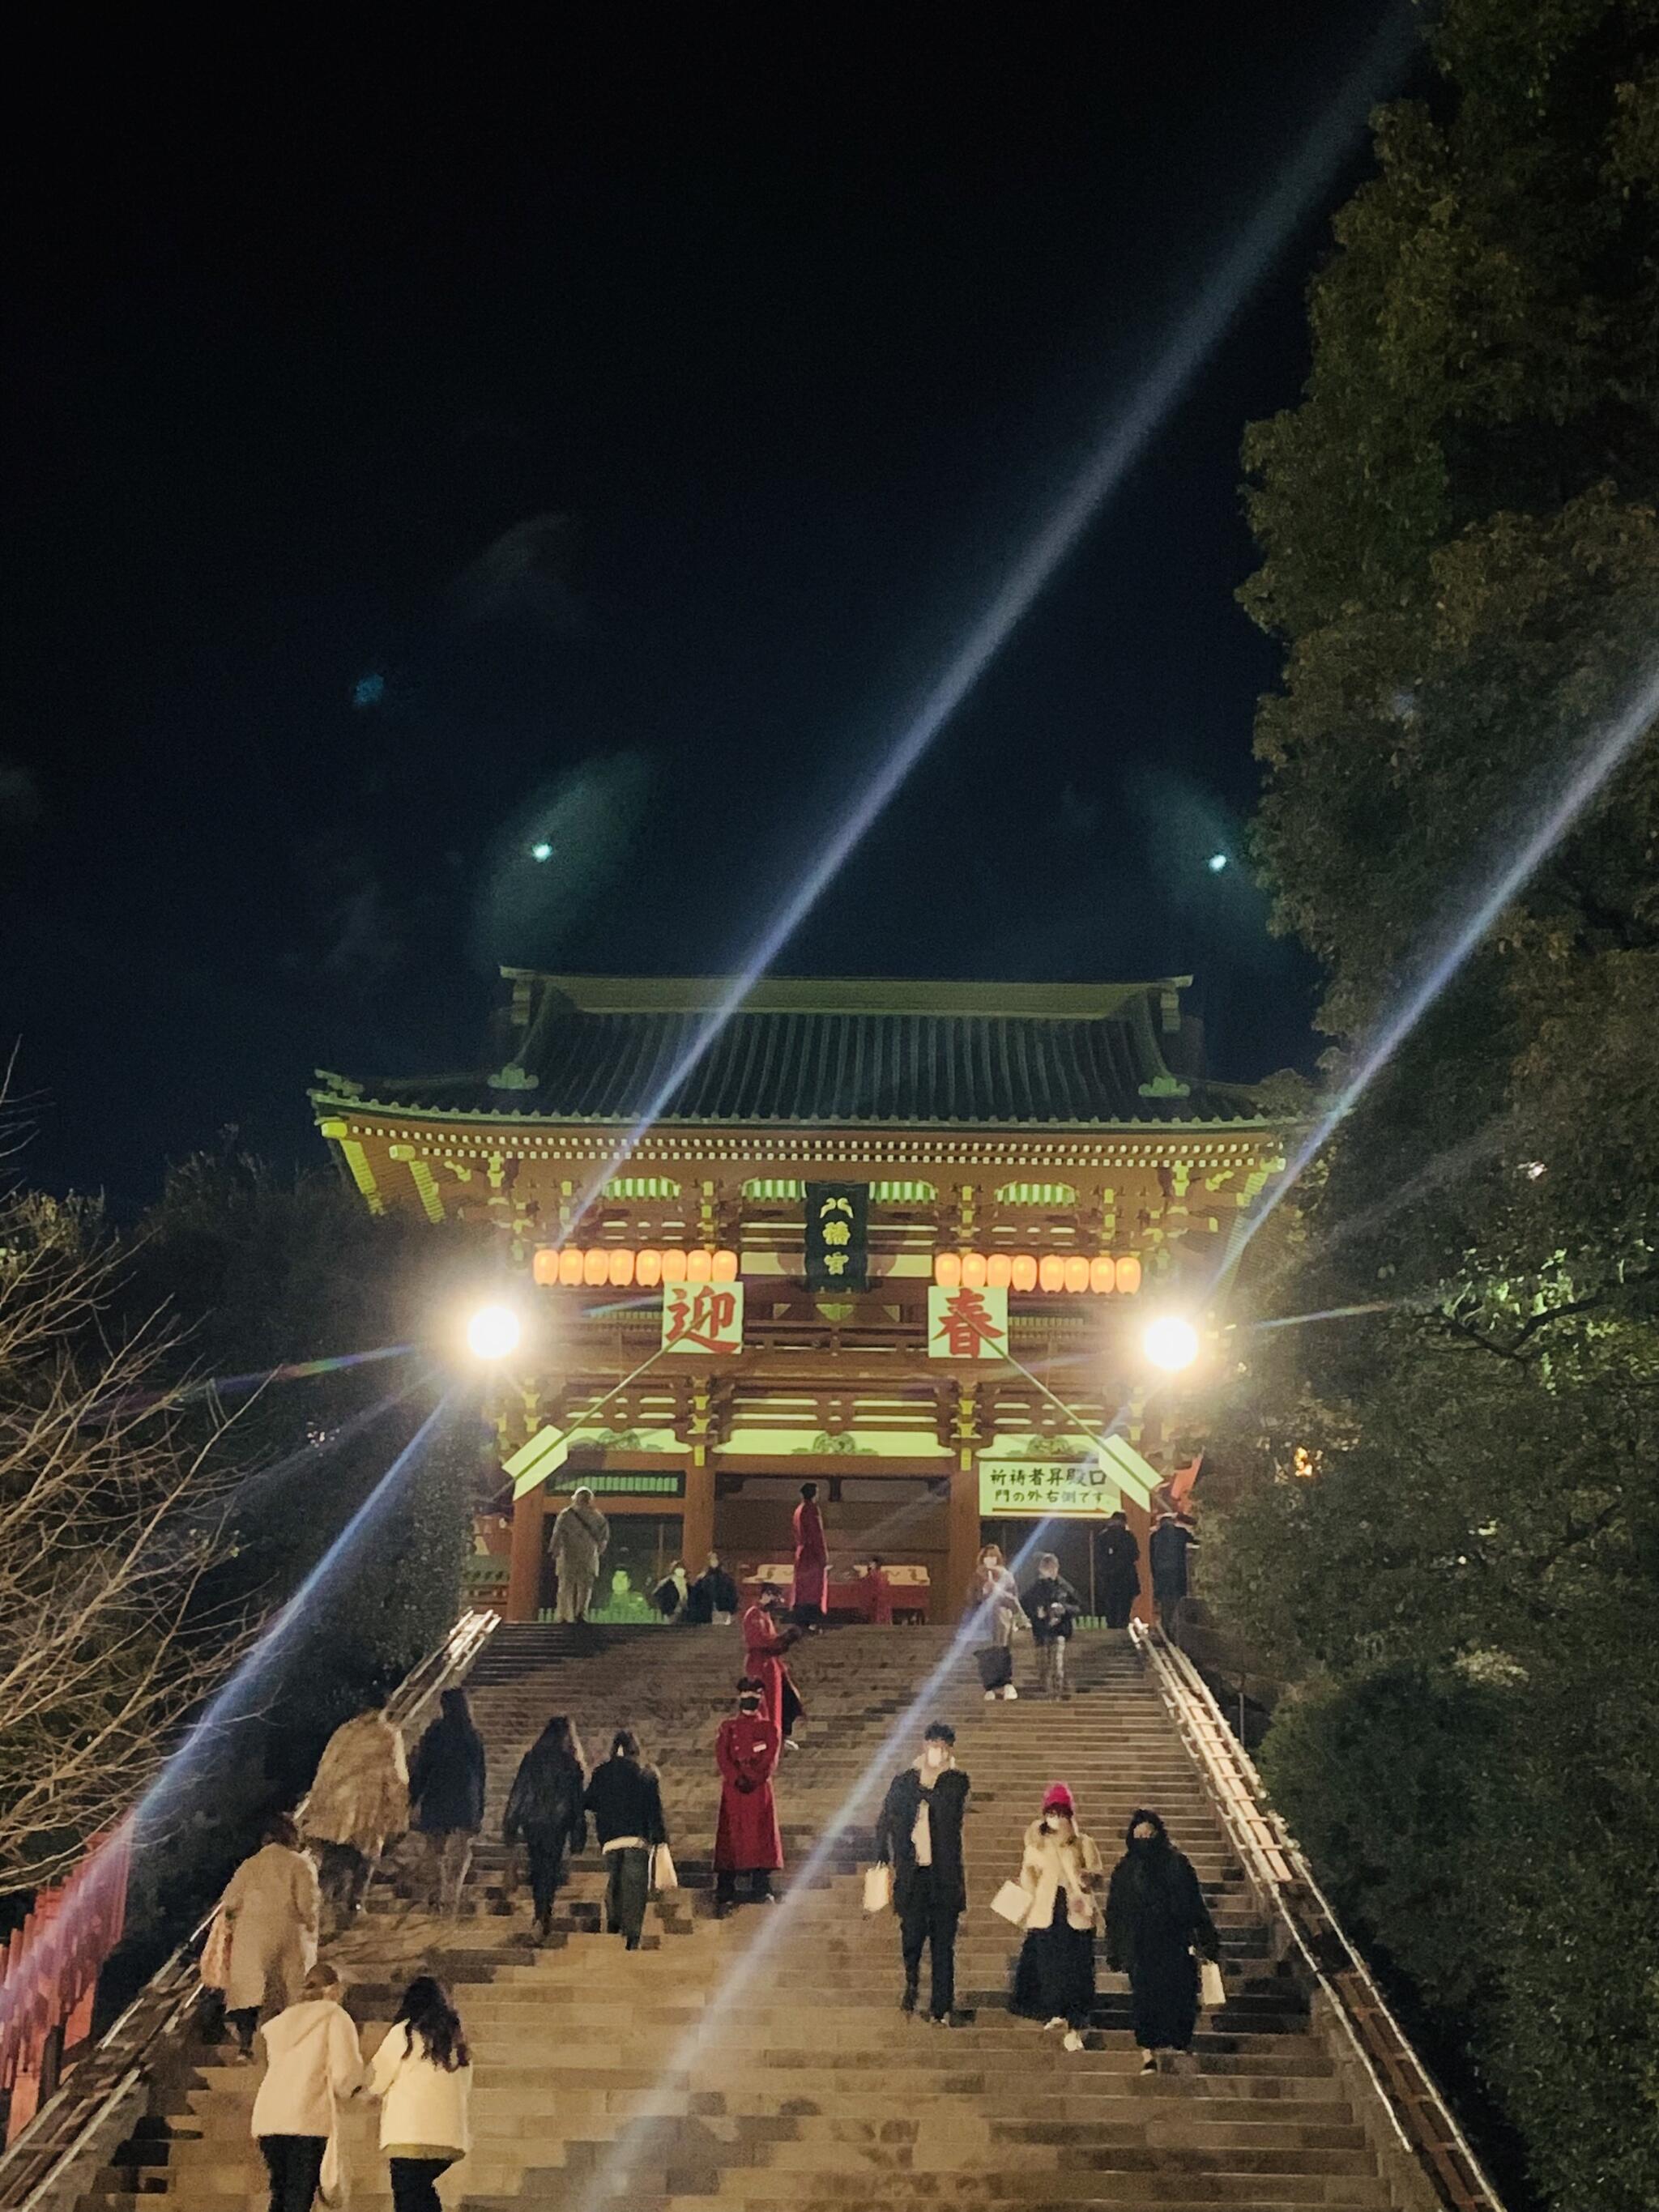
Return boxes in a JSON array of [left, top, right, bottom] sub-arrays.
[[311, 973, 1287, 1623]]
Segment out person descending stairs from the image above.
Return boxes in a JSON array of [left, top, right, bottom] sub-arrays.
[[82, 1627, 1394, 2212]]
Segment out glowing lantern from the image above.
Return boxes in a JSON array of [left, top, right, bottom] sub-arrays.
[[1064, 1255, 1090, 1294], [686, 1248, 712, 1283], [583, 1248, 609, 1286], [712, 1249, 739, 1283], [532, 1247, 558, 1286], [557, 1247, 583, 1286], [1116, 1255, 1142, 1295], [1011, 1254, 1038, 1292], [987, 1253, 1012, 1289], [935, 1251, 962, 1289], [608, 1249, 635, 1287], [660, 1249, 687, 1282], [962, 1251, 988, 1289], [1038, 1255, 1065, 1293], [636, 1249, 663, 1286], [1090, 1255, 1116, 1295]]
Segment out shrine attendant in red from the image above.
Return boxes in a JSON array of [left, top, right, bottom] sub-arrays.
[[791, 1481, 829, 1626], [742, 1587, 805, 1749], [714, 1677, 783, 1910]]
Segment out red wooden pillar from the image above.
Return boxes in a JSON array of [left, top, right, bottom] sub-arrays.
[[682, 1455, 714, 1575], [505, 1487, 547, 1623], [945, 1457, 981, 1626], [1125, 1496, 1154, 1624]]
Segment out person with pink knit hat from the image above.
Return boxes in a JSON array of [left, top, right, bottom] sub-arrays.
[[1006, 1782, 1103, 2052]]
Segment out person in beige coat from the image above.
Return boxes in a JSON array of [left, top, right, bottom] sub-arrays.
[[1008, 1783, 1103, 2052], [303, 1708, 409, 1926], [220, 1815, 322, 2056], [250, 1963, 364, 2212]]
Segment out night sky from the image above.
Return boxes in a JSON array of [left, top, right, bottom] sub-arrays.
[[5, 7, 1405, 1208]]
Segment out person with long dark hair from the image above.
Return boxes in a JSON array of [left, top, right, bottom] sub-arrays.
[[407, 1689, 487, 1915], [368, 1975, 471, 2212], [503, 1715, 588, 1942], [1104, 1809, 1220, 2073], [583, 1728, 669, 1950]]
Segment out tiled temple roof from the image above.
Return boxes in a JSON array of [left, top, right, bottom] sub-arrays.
[[313, 974, 1266, 1131]]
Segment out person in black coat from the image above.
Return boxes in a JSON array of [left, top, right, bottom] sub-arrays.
[[1104, 1807, 1220, 2072], [1149, 1512, 1199, 1644], [875, 1720, 970, 2026], [1095, 1511, 1141, 1632], [407, 1689, 487, 1914], [503, 1715, 588, 1941], [1024, 1552, 1081, 1699], [682, 1552, 740, 1626], [583, 1729, 669, 1950]]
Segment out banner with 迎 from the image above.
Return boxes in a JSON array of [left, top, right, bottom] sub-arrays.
[[804, 1183, 869, 1291], [927, 1282, 1009, 1360], [661, 1280, 744, 1355]]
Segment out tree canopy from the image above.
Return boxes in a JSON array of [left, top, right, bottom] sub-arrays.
[[1218, 4, 1659, 2206]]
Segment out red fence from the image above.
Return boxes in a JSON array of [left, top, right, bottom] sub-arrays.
[[0, 1825, 132, 2145]]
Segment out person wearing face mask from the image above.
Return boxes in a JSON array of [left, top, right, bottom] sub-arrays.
[[875, 1722, 970, 2026], [742, 1583, 806, 1749], [1105, 1807, 1221, 2073], [1009, 1784, 1102, 2052], [713, 1677, 783, 1912]]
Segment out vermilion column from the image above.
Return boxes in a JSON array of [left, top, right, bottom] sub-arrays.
[[945, 1458, 981, 1626], [505, 1487, 547, 1623], [682, 1455, 715, 1574]]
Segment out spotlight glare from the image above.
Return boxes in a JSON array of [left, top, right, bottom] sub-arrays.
[[1207, 852, 1228, 873], [530, 841, 553, 863], [467, 1304, 522, 1361], [1143, 1315, 1200, 1372]]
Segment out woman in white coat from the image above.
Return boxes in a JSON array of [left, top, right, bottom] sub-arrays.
[[250, 1963, 364, 2212], [1008, 1783, 1103, 2052], [220, 1816, 322, 2056], [367, 1976, 472, 2212]]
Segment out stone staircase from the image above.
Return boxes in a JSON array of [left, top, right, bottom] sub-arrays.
[[85, 1627, 1395, 2212]]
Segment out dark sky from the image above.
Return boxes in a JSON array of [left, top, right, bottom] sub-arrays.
[[4, 7, 1405, 1208]]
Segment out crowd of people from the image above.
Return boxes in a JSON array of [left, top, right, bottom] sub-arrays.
[[211, 1489, 1213, 2212]]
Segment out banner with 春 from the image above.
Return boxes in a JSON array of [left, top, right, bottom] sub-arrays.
[[661, 1281, 744, 1355], [927, 1283, 1009, 1359]]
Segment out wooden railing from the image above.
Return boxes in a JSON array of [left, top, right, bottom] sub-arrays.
[[1132, 1620, 1507, 2212], [0, 1827, 133, 2146], [0, 1609, 498, 2212]]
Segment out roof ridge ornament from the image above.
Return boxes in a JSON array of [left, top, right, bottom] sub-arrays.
[[488, 1063, 539, 1091]]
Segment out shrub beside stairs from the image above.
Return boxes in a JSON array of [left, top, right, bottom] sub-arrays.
[[83, 1627, 1393, 2212]]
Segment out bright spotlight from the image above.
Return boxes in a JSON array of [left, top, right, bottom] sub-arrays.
[[1207, 852, 1228, 874], [1143, 1315, 1200, 1372], [467, 1304, 522, 1361], [530, 841, 553, 863]]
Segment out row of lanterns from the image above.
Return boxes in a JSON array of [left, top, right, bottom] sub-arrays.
[[531, 1245, 1143, 1296], [934, 1251, 1142, 1295], [532, 1247, 739, 1289]]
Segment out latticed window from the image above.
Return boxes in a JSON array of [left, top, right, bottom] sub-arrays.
[[995, 1181, 1077, 1207], [603, 1176, 682, 1200], [868, 1180, 938, 1204], [743, 1178, 805, 1201]]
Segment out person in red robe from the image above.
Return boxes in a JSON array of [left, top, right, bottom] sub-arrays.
[[742, 1587, 804, 1749], [714, 1677, 783, 1911], [791, 1481, 829, 1626]]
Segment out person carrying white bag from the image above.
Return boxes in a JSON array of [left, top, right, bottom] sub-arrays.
[[250, 1963, 365, 2212]]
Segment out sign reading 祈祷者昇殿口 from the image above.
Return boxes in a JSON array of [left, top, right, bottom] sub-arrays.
[[977, 1436, 1158, 1517]]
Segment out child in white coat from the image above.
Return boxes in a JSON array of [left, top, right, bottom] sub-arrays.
[[250, 1963, 364, 2212], [367, 1976, 472, 2212]]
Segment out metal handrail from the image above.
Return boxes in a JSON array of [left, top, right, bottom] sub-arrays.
[[0, 1609, 499, 2212], [1132, 1621, 1505, 2212]]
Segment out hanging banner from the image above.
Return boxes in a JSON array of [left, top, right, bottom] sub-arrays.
[[927, 1282, 1009, 1359], [804, 1182, 870, 1291], [661, 1280, 745, 1355], [977, 1434, 1158, 1518]]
